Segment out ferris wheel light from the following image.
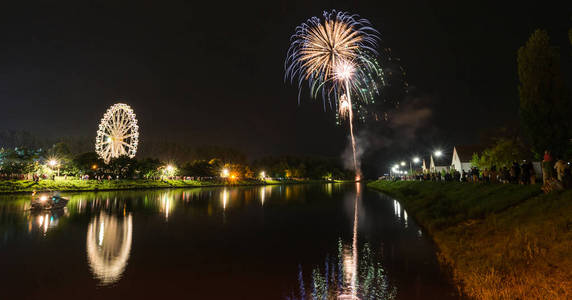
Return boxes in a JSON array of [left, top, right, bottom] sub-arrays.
[[95, 103, 139, 163]]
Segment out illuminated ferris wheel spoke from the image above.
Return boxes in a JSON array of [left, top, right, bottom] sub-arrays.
[[96, 103, 139, 163]]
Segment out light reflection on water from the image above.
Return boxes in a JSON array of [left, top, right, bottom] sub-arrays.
[[86, 212, 133, 285], [290, 184, 397, 300]]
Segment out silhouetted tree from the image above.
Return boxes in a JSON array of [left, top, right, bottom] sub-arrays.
[[517, 29, 571, 159]]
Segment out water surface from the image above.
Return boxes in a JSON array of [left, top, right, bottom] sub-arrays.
[[0, 184, 458, 299]]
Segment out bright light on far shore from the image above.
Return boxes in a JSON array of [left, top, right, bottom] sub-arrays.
[[400, 161, 406, 166], [221, 168, 230, 178], [260, 171, 266, 179], [48, 159, 58, 167], [434, 150, 443, 157], [166, 165, 174, 172], [413, 157, 420, 163]]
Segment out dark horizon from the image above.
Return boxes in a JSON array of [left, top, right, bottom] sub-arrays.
[[1, 1, 571, 174]]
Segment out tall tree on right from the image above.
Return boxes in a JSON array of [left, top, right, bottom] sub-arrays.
[[517, 29, 571, 159]]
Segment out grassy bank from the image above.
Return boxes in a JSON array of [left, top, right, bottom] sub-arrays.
[[367, 181, 571, 300], [0, 178, 330, 194]]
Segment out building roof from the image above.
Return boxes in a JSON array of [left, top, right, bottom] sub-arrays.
[[454, 145, 486, 162], [432, 154, 449, 167]]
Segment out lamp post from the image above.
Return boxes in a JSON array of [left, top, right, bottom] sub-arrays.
[[48, 159, 59, 177], [411, 157, 420, 176]]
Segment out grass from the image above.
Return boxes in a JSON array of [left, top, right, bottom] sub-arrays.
[[0, 178, 326, 194], [367, 180, 572, 300]]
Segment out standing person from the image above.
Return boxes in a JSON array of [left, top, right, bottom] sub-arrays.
[[554, 159, 568, 182], [513, 161, 521, 184], [542, 150, 553, 185], [521, 161, 530, 185], [482, 168, 489, 183], [509, 163, 516, 184], [527, 161, 535, 184]]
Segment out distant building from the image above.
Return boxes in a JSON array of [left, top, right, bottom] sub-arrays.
[[451, 145, 485, 172], [430, 154, 449, 173], [421, 156, 431, 173]]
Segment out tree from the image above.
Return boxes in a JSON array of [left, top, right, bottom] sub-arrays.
[[107, 156, 137, 179], [72, 152, 104, 177], [517, 29, 571, 159], [181, 160, 216, 177], [472, 138, 530, 169], [0, 147, 43, 177], [137, 158, 162, 179]]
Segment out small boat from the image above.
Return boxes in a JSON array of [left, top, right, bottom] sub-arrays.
[[30, 194, 69, 210]]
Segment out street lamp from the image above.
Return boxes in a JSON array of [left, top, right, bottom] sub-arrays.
[[221, 168, 230, 178], [409, 157, 421, 176], [400, 161, 406, 166], [48, 159, 60, 177], [434, 150, 443, 157]]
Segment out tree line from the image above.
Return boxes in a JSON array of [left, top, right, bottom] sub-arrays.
[[0, 142, 353, 180]]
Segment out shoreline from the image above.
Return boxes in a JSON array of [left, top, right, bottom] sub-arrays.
[[367, 180, 571, 300], [0, 179, 355, 195]]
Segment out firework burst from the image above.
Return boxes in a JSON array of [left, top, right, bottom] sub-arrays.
[[285, 10, 382, 111]]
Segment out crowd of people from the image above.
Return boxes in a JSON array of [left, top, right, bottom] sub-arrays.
[[392, 150, 571, 190]]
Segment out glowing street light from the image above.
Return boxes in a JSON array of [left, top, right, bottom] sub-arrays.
[[413, 157, 420, 163], [162, 164, 176, 179], [259, 171, 266, 180], [47, 159, 60, 177], [221, 168, 230, 178], [434, 150, 443, 157], [400, 161, 406, 166]]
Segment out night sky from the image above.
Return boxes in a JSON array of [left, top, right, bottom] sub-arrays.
[[1, 1, 571, 172]]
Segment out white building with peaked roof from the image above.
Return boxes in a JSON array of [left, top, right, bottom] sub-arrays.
[[451, 145, 484, 172]]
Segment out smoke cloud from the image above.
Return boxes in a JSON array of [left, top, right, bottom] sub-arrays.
[[341, 96, 435, 175]]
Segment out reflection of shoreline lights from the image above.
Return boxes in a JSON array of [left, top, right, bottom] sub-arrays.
[[393, 199, 409, 228], [393, 200, 401, 219], [260, 187, 265, 206], [160, 193, 174, 220], [222, 189, 229, 210], [30, 211, 62, 234], [86, 213, 133, 285]]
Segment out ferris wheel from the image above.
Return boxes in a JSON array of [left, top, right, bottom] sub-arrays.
[[95, 103, 139, 163]]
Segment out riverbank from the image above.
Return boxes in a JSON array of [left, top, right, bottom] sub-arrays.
[[367, 180, 571, 300], [0, 178, 343, 194]]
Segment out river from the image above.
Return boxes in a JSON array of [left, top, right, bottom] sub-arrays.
[[0, 183, 459, 299]]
